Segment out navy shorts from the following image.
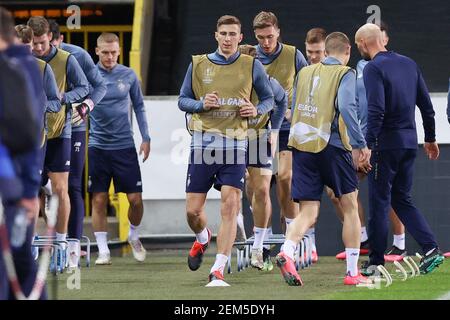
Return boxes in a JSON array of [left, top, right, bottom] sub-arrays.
[[88, 147, 142, 193], [246, 133, 273, 169], [291, 145, 358, 201], [186, 148, 246, 193], [43, 137, 71, 173], [278, 130, 291, 152]]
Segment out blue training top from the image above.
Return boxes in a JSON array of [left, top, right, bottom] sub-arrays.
[[356, 59, 369, 136], [60, 42, 107, 132], [269, 76, 288, 132], [37, 45, 89, 139], [256, 43, 308, 132], [89, 63, 150, 150], [178, 50, 274, 151], [364, 51, 436, 150]]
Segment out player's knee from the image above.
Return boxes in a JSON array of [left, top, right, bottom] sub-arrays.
[[277, 171, 292, 187], [52, 182, 68, 197], [186, 207, 203, 220], [253, 184, 270, 202], [339, 194, 358, 212], [221, 196, 240, 219], [128, 194, 143, 209], [92, 195, 108, 209]]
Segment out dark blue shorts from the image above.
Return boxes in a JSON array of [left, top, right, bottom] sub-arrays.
[[186, 148, 246, 193], [246, 133, 273, 169], [278, 130, 291, 152], [43, 137, 71, 173], [291, 145, 358, 201], [88, 147, 142, 193]]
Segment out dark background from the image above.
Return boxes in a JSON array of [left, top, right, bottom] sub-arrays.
[[149, 0, 450, 94]]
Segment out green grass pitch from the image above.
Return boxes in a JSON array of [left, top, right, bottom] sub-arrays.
[[47, 249, 449, 300]]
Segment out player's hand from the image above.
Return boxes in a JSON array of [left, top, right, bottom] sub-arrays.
[[72, 99, 93, 126], [20, 198, 39, 221], [424, 142, 439, 160], [239, 98, 257, 117], [203, 91, 220, 110], [285, 109, 292, 122], [140, 141, 151, 162]]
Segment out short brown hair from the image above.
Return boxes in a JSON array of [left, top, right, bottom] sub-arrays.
[[325, 32, 350, 55], [15, 24, 34, 44], [253, 11, 278, 30], [216, 15, 241, 30], [27, 16, 49, 37], [305, 28, 327, 44], [97, 32, 119, 46], [238, 44, 256, 57], [0, 7, 15, 44]]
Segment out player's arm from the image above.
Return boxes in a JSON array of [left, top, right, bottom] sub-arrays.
[[43, 63, 62, 113], [295, 49, 308, 73], [338, 70, 366, 149], [130, 70, 151, 162], [270, 77, 288, 131], [416, 66, 439, 160], [61, 55, 89, 104], [84, 51, 107, 110], [338, 70, 370, 170], [249, 59, 274, 116], [178, 63, 209, 113], [364, 63, 385, 150]]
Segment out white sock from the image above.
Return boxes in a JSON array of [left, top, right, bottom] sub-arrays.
[[56, 232, 67, 250], [252, 227, 267, 250], [281, 239, 297, 261], [195, 228, 209, 245], [68, 240, 80, 256], [306, 228, 317, 251], [393, 233, 405, 250], [210, 254, 228, 275], [94, 232, 110, 255], [345, 248, 360, 277], [236, 211, 245, 231], [263, 227, 272, 250], [361, 227, 368, 243], [285, 217, 294, 232], [128, 223, 140, 241]]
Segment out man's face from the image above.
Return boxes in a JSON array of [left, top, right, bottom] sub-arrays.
[[215, 24, 242, 56], [254, 25, 279, 54], [356, 38, 370, 60], [381, 30, 389, 46], [32, 33, 51, 57], [51, 35, 64, 48], [96, 41, 120, 69], [305, 41, 325, 64]]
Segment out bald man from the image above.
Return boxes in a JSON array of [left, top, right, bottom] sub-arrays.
[[355, 24, 444, 275]]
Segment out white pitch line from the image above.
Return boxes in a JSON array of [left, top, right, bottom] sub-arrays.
[[436, 290, 450, 300]]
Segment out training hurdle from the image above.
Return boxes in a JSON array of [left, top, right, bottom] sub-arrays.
[[228, 234, 313, 273]]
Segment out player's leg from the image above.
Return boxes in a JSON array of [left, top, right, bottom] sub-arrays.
[[67, 131, 86, 268], [91, 192, 110, 265], [276, 149, 321, 286], [390, 149, 443, 273], [88, 147, 113, 265], [385, 208, 407, 260], [276, 150, 298, 232], [185, 149, 214, 271], [112, 148, 146, 262], [247, 166, 272, 269], [45, 138, 71, 250]]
